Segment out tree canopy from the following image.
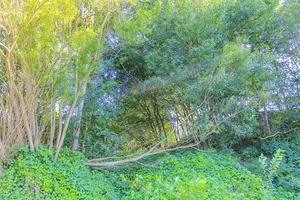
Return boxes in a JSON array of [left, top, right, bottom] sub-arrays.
[[0, 0, 299, 199]]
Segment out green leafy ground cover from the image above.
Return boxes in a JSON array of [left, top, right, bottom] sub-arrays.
[[0, 147, 118, 200], [0, 147, 297, 200]]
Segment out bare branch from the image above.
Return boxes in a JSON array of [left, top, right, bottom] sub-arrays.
[[86, 142, 201, 167]]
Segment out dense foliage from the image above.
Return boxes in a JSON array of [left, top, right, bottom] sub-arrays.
[[117, 151, 272, 200], [0, 147, 118, 199], [2, 148, 298, 200], [242, 131, 300, 196], [80, 0, 299, 156], [0, 0, 299, 199]]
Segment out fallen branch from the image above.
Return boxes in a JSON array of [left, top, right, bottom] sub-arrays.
[[86, 142, 200, 167], [259, 127, 299, 140], [88, 143, 160, 163]]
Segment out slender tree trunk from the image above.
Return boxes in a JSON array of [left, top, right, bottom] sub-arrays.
[[155, 103, 167, 141], [72, 82, 87, 150], [56, 103, 63, 149], [151, 98, 163, 140], [262, 105, 271, 136], [6, 55, 36, 152], [49, 95, 56, 148], [55, 87, 81, 159], [138, 98, 158, 136]]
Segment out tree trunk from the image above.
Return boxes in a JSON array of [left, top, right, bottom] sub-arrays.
[[262, 105, 271, 136], [72, 83, 87, 150], [55, 83, 82, 159]]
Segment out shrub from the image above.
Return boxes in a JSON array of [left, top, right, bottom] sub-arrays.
[[241, 146, 259, 160], [1, 148, 296, 200], [261, 135, 300, 196], [0, 146, 118, 200], [259, 149, 285, 191], [116, 150, 272, 200]]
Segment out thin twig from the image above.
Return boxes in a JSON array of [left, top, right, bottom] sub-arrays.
[[259, 127, 299, 140]]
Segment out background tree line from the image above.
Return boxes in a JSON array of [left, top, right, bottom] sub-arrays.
[[80, 0, 300, 157], [0, 0, 299, 170]]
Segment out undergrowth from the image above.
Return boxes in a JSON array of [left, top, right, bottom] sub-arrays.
[[0, 147, 297, 199], [0, 146, 118, 200]]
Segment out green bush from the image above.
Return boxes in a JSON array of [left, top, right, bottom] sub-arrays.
[[1, 148, 296, 200], [0, 146, 118, 200], [241, 146, 260, 160], [261, 135, 300, 196], [114, 150, 272, 200]]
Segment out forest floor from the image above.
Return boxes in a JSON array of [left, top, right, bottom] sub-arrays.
[[0, 147, 298, 199]]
